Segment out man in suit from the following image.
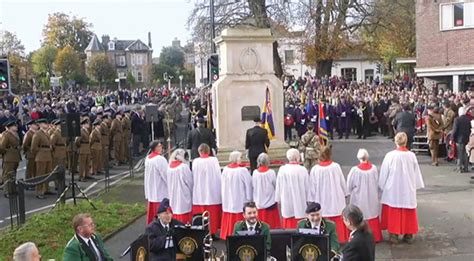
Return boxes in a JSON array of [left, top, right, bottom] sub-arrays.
[[297, 202, 340, 258], [245, 117, 270, 173], [0, 120, 21, 196], [63, 213, 113, 261], [426, 106, 444, 166], [341, 205, 375, 261], [31, 118, 53, 199], [393, 104, 416, 148], [187, 118, 216, 160], [452, 107, 472, 173], [233, 201, 271, 252], [131, 105, 145, 158], [145, 198, 184, 261]]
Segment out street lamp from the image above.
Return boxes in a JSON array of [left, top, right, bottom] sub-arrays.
[[179, 75, 183, 89]]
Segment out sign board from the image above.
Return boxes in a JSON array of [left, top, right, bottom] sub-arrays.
[[241, 106, 260, 121]]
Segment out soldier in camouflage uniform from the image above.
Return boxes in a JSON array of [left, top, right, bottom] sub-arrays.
[[386, 98, 402, 139], [298, 123, 321, 170]]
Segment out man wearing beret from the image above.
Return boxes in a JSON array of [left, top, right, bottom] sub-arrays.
[[297, 202, 341, 257], [145, 198, 184, 261], [89, 119, 102, 177], [233, 201, 272, 252], [0, 120, 21, 196], [31, 118, 53, 199], [23, 120, 38, 180]]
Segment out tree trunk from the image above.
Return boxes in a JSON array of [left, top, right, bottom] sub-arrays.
[[316, 60, 333, 77], [273, 41, 283, 78]]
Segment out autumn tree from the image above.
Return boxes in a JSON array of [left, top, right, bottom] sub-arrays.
[[54, 46, 82, 83], [42, 12, 93, 52], [362, 0, 416, 71], [159, 46, 185, 70], [87, 54, 116, 89]]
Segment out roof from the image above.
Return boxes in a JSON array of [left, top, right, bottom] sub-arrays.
[[85, 35, 103, 52], [113, 40, 135, 51]]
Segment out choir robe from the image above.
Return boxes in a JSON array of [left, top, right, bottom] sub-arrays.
[[379, 147, 425, 235], [309, 161, 350, 243], [252, 166, 281, 228], [191, 154, 222, 235], [275, 163, 309, 228], [220, 163, 253, 239], [347, 162, 382, 242], [144, 152, 169, 224], [167, 160, 193, 224]]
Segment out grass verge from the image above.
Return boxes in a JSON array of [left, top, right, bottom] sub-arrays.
[[0, 200, 145, 260]]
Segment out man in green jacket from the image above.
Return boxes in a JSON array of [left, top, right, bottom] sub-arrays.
[[297, 202, 340, 257], [63, 213, 113, 261], [232, 202, 272, 252]]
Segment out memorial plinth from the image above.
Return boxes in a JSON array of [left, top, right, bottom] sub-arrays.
[[211, 27, 288, 163]]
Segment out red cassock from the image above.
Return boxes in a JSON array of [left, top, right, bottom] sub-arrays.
[[220, 212, 243, 239], [380, 204, 419, 235], [192, 205, 222, 235], [282, 217, 300, 229], [326, 215, 351, 244], [367, 217, 383, 242], [258, 206, 281, 229], [174, 212, 193, 225], [146, 202, 160, 224]]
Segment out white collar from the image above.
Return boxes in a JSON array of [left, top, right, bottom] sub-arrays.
[[159, 220, 170, 228], [246, 221, 257, 229], [310, 220, 321, 228], [350, 229, 357, 238], [77, 233, 93, 243]]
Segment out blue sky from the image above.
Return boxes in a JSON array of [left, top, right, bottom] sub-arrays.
[[0, 0, 195, 56]]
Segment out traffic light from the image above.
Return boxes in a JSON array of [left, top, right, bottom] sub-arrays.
[[208, 54, 219, 82], [0, 59, 10, 91]]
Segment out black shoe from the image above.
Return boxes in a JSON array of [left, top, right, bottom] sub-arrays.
[[45, 191, 57, 195], [85, 176, 96, 180], [36, 195, 46, 199]]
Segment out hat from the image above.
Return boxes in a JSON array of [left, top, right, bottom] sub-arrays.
[[81, 112, 89, 117], [25, 119, 36, 126], [80, 119, 89, 125], [51, 119, 61, 125], [93, 119, 101, 126], [4, 120, 17, 127], [96, 111, 103, 116], [102, 114, 109, 119], [253, 116, 261, 123], [104, 108, 112, 113], [36, 118, 48, 124], [197, 117, 205, 124], [307, 122, 315, 129], [305, 202, 321, 214], [157, 198, 172, 214]]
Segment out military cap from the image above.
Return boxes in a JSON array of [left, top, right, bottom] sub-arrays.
[[36, 118, 48, 124], [25, 119, 36, 126], [305, 202, 321, 214], [92, 119, 101, 126], [157, 198, 172, 214], [80, 118, 89, 125], [4, 120, 17, 127]]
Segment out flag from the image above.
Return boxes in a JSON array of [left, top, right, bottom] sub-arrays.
[[206, 93, 214, 131], [318, 102, 329, 145], [261, 87, 275, 140]]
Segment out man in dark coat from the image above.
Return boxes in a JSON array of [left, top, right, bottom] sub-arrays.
[[145, 198, 184, 261], [452, 108, 472, 173], [341, 205, 375, 261], [393, 104, 416, 148], [131, 105, 146, 157], [245, 117, 270, 173], [336, 97, 352, 139], [187, 118, 216, 160]]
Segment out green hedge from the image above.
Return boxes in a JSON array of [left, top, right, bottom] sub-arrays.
[[0, 200, 145, 260]]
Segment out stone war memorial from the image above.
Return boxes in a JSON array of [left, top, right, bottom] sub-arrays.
[[212, 26, 288, 162]]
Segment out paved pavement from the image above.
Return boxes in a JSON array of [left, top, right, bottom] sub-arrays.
[[105, 136, 474, 260]]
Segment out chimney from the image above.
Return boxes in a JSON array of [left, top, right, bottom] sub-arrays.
[[101, 35, 110, 45], [148, 32, 152, 48]]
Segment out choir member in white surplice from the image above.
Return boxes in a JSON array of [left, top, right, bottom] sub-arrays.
[[309, 145, 350, 243], [167, 148, 193, 225], [346, 148, 382, 242], [191, 144, 222, 235], [144, 141, 169, 224], [220, 151, 253, 239], [275, 148, 309, 229], [379, 132, 424, 244], [252, 153, 281, 228]]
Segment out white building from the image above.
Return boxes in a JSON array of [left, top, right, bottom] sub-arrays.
[[277, 31, 316, 78], [331, 54, 383, 83]]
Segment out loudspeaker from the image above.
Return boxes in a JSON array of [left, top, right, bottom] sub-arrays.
[[60, 113, 81, 138], [145, 104, 159, 122]]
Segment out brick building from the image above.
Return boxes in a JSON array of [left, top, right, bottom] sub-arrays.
[[415, 0, 474, 92], [85, 33, 153, 85]]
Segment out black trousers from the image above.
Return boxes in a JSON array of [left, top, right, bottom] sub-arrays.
[[249, 156, 258, 174]]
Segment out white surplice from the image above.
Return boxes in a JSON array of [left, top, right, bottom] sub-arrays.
[[379, 150, 425, 209], [167, 162, 193, 214], [144, 154, 169, 203], [252, 168, 277, 209], [221, 166, 253, 213], [309, 162, 348, 217], [275, 164, 310, 219], [346, 165, 380, 219], [192, 156, 222, 205]]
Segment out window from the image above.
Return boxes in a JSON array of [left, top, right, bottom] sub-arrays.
[[137, 71, 143, 82], [341, 68, 357, 81], [118, 56, 126, 66], [132, 54, 145, 66], [441, 2, 474, 30], [108, 41, 115, 51], [284, 50, 295, 64], [364, 69, 374, 83]]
